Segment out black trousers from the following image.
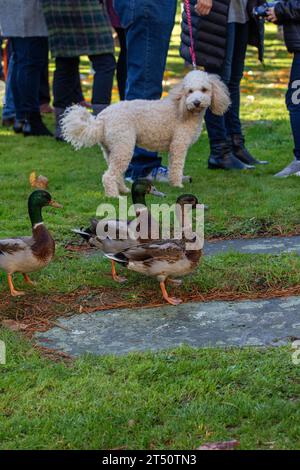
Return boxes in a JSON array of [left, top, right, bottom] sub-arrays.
[[10, 37, 49, 119], [53, 53, 116, 108], [115, 28, 127, 101]]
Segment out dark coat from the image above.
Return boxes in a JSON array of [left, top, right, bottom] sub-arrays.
[[40, 0, 114, 57], [275, 0, 300, 52], [180, 0, 265, 72]]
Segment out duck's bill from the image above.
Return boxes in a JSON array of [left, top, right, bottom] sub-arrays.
[[150, 187, 166, 197], [49, 199, 63, 209]]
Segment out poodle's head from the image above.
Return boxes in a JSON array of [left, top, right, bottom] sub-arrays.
[[170, 70, 231, 119]]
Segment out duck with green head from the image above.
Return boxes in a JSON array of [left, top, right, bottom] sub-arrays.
[[0, 190, 62, 296], [73, 179, 165, 282]]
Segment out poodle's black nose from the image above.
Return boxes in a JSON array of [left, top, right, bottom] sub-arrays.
[[194, 100, 201, 108]]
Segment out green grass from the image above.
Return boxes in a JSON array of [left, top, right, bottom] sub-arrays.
[[1, 329, 300, 450], [1, 23, 300, 450]]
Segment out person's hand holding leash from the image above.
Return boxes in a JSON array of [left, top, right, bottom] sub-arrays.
[[195, 0, 213, 16], [266, 7, 278, 23]]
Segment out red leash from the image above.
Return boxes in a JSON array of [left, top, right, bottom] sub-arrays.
[[184, 0, 197, 69]]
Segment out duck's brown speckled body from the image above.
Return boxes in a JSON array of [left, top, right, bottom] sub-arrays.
[[0, 191, 62, 296]]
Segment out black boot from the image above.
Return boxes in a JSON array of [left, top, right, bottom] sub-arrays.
[[13, 119, 25, 134], [23, 112, 53, 137], [231, 134, 269, 165], [208, 141, 255, 170]]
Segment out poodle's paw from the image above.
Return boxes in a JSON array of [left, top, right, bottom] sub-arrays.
[[102, 173, 120, 198], [119, 185, 130, 195], [105, 187, 120, 198], [169, 172, 184, 188], [170, 179, 184, 188]]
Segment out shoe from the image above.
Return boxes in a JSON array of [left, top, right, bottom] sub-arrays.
[[146, 166, 192, 183], [146, 166, 192, 184], [40, 103, 54, 114], [126, 166, 192, 184], [231, 134, 269, 165], [13, 119, 25, 134], [23, 112, 53, 137], [274, 159, 300, 177], [208, 141, 255, 170], [2, 117, 15, 127]]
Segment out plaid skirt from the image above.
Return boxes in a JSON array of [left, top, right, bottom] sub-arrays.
[[40, 0, 114, 57]]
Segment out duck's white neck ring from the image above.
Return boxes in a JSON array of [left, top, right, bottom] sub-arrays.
[[33, 222, 44, 229]]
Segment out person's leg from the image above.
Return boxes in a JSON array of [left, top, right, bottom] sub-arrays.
[[10, 38, 24, 122], [0, 37, 4, 80], [119, 0, 177, 180], [89, 53, 116, 114], [225, 23, 268, 165], [53, 56, 82, 140], [17, 38, 45, 116], [22, 37, 52, 136], [224, 23, 248, 137], [205, 23, 235, 145], [288, 52, 300, 159], [115, 27, 127, 101], [53, 57, 82, 108], [2, 44, 16, 125], [39, 41, 52, 113], [205, 24, 250, 170], [274, 52, 300, 177]]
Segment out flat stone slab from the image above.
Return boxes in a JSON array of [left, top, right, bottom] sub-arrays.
[[85, 235, 300, 260], [35, 296, 300, 356], [205, 235, 300, 256]]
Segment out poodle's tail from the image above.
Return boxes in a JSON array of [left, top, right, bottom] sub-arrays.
[[61, 105, 104, 150]]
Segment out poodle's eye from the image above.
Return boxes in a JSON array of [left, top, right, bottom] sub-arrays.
[[188, 89, 193, 94], [201, 87, 208, 93]]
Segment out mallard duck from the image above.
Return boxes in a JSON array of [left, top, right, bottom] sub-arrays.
[[73, 179, 165, 282], [104, 194, 202, 305], [0, 190, 62, 296]]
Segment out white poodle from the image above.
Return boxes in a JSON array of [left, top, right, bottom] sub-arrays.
[[61, 70, 230, 197]]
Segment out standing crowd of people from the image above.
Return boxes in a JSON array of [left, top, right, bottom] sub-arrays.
[[0, 0, 299, 179]]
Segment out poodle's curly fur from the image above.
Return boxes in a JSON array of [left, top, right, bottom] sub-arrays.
[[61, 70, 230, 197]]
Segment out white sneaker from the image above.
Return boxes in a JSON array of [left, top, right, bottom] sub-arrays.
[[274, 160, 300, 177], [146, 166, 192, 183]]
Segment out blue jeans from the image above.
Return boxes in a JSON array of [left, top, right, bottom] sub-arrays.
[[286, 52, 300, 160], [205, 22, 249, 146], [10, 37, 48, 120], [2, 43, 16, 120], [114, 0, 177, 178]]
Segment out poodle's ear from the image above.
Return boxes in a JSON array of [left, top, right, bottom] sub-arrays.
[[169, 79, 185, 101], [209, 74, 231, 116]]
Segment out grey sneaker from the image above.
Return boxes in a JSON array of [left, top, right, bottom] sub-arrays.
[[274, 160, 300, 177], [146, 166, 192, 184]]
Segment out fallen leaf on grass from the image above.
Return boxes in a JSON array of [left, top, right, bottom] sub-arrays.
[[197, 440, 240, 450], [1, 319, 29, 332]]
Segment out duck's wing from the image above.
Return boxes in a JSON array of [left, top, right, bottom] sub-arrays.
[[0, 236, 33, 255], [119, 240, 184, 262]]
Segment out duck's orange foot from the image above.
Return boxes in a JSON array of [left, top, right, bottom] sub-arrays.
[[112, 273, 127, 283], [165, 297, 183, 306], [11, 289, 25, 297], [160, 281, 183, 306], [111, 261, 127, 283], [7, 274, 25, 297], [23, 274, 37, 286]]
